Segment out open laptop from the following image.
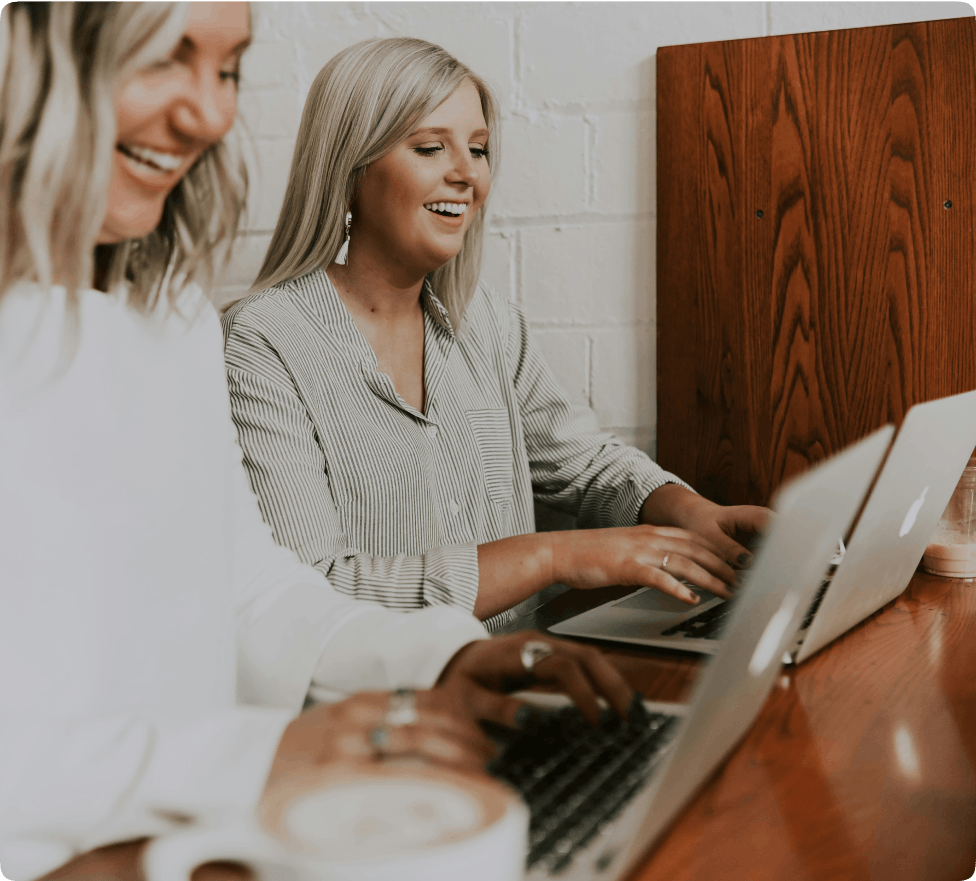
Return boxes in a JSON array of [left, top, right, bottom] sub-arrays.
[[490, 427, 893, 880], [550, 389, 976, 662]]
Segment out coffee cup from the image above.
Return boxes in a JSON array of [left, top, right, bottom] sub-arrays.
[[142, 764, 527, 881]]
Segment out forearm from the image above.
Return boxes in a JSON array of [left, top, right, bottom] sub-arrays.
[[474, 533, 555, 619], [639, 482, 702, 526]]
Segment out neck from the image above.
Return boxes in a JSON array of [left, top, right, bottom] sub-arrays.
[[329, 247, 427, 321]]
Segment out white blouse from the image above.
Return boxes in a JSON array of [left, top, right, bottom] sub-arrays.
[[0, 284, 486, 881]]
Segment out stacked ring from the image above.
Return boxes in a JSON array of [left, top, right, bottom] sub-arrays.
[[520, 640, 554, 675], [369, 688, 419, 760]]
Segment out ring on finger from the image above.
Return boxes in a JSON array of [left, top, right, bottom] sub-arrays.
[[385, 687, 419, 727], [520, 640, 554, 675], [661, 553, 670, 570], [368, 724, 391, 758]]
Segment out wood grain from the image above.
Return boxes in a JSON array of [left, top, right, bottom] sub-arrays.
[[657, 17, 976, 505]]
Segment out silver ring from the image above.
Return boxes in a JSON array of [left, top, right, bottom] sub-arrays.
[[384, 687, 419, 727], [520, 640, 554, 675], [661, 554, 670, 570], [368, 725, 390, 758]]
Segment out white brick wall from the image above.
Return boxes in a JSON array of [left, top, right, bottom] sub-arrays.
[[222, 1, 972, 492]]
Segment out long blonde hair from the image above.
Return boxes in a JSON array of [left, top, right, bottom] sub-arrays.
[[0, 2, 247, 311], [250, 37, 500, 328]]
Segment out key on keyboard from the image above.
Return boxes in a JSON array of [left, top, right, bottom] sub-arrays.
[[659, 598, 736, 639], [488, 702, 678, 875]]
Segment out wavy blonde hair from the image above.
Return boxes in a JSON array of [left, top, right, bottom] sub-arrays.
[[0, 1, 248, 311], [250, 37, 500, 329]]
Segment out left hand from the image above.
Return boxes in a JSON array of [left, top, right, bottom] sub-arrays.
[[435, 632, 636, 729], [640, 484, 771, 569]]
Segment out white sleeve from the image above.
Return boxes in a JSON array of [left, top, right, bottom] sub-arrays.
[[0, 709, 291, 881], [228, 429, 489, 709]]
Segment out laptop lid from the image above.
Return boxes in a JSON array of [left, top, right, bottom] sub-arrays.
[[600, 426, 894, 878], [795, 389, 976, 663]]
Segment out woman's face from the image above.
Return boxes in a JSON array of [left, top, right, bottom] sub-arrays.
[[350, 78, 492, 279], [97, 2, 250, 245]]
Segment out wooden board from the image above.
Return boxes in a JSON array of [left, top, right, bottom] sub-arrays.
[[657, 17, 976, 505]]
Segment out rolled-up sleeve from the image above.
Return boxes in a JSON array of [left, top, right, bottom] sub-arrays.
[[503, 298, 691, 529], [223, 316, 480, 614]]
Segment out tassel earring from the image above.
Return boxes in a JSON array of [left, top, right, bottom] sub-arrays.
[[338, 211, 352, 265]]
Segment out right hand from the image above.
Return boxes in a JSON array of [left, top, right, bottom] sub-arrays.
[[549, 524, 739, 605], [264, 690, 497, 792]]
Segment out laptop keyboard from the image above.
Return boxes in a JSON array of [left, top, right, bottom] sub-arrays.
[[487, 701, 679, 875], [659, 598, 737, 640]]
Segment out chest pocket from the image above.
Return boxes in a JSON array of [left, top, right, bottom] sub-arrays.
[[466, 409, 515, 507]]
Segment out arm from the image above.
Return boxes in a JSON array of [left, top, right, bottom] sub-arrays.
[[222, 315, 480, 614]]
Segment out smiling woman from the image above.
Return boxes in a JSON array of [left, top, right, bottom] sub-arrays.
[[222, 37, 771, 631]]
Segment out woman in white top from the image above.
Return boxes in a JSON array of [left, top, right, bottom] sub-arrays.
[[222, 38, 771, 629], [0, 7, 632, 880]]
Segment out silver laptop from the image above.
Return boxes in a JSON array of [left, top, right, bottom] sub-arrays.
[[494, 428, 893, 880], [551, 390, 976, 662]]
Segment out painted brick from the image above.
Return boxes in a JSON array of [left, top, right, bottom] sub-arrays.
[[482, 230, 515, 303], [239, 40, 294, 91], [520, 3, 765, 107], [592, 111, 655, 216], [520, 221, 654, 327], [238, 89, 302, 140], [768, 1, 969, 35], [532, 329, 590, 409], [491, 114, 586, 218], [590, 326, 656, 432], [246, 139, 296, 232], [224, 233, 273, 289]]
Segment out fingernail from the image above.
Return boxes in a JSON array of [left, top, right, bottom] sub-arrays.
[[687, 592, 700, 604], [737, 553, 752, 567], [514, 705, 533, 730], [628, 693, 648, 724]]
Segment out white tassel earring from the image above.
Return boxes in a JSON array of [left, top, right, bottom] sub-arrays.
[[338, 211, 352, 265]]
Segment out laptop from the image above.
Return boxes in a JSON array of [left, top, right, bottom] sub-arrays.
[[550, 389, 976, 662], [491, 427, 893, 880]]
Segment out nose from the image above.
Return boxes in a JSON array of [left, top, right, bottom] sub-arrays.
[[171, 68, 235, 145], [449, 148, 481, 188]]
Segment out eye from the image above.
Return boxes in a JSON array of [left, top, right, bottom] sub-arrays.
[[413, 146, 443, 156], [469, 146, 489, 160], [220, 68, 241, 85]]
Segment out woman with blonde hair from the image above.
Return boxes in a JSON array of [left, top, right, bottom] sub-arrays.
[[223, 37, 770, 630], [0, 7, 633, 879]]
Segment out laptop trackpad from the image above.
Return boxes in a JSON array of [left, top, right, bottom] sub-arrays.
[[613, 586, 714, 617]]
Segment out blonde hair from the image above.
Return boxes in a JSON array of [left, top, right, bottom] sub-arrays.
[[250, 37, 500, 328], [0, 2, 248, 311]]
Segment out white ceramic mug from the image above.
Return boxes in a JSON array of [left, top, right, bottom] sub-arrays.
[[142, 764, 528, 881]]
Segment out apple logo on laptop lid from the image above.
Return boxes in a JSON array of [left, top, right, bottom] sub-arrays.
[[899, 486, 929, 537]]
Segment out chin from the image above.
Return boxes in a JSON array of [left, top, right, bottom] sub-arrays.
[[97, 208, 166, 245]]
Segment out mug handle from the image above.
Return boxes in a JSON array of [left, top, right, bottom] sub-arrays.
[[142, 822, 293, 881]]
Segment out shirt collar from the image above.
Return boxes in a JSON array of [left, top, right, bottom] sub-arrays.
[[421, 279, 456, 338]]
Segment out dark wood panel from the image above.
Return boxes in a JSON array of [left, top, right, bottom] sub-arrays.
[[657, 17, 976, 505]]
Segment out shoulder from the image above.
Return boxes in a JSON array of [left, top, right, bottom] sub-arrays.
[[221, 280, 303, 346], [462, 279, 518, 340]]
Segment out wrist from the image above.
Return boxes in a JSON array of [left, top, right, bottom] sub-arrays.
[[640, 483, 704, 527]]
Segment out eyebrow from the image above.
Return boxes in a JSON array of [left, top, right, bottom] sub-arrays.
[[411, 126, 490, 139], [177, 35, 253, 56]]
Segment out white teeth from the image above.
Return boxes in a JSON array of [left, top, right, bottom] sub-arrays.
[[424, 202, 467, 216], [119, 143, 183, 172]]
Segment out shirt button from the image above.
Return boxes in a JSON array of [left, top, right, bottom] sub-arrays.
[[449, 501, 461, 516], [427, 424, 438, 437]]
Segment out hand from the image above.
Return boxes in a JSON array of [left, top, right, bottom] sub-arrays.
[[265, 690, 496, 792], [435, 632, 636, 727], [36, 839, 249, 881], [548, 522, 740, 605], [640, 484, 772, 569]]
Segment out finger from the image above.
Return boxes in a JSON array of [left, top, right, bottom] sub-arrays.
[[382, 724, 494, 770], [657, 553, 732, 599], [460, 681, 535, 730], [556, 643, 635, 720], [654, 534, 738, 585], [532, 654, 602, 726]]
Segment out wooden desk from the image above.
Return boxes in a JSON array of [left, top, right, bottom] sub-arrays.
[[503, 573, 976, 881]]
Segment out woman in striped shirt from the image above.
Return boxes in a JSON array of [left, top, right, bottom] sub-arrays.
[[223, 37, 770, 629]]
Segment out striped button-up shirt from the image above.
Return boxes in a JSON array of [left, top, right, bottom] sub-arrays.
[[222, 268, 684, 627]]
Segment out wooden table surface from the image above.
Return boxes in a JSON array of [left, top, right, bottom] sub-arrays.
[[502, 572, 976, 881]]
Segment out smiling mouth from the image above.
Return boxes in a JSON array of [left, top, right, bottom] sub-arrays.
[[424, 202, 467, 217], [117, 143, 185, 174]]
